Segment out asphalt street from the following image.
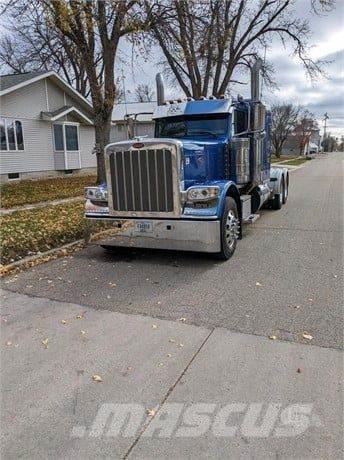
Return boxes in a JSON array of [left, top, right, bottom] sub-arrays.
[[3, 152, 343, 349], [1, 152, 343, 459]]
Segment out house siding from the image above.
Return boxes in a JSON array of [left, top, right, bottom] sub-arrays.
[[0, 74, 96, 180], [0, 118, 54, 174], [79, 125, 96, 168], [0, 80, 47, 119]]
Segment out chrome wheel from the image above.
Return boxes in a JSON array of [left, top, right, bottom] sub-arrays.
[[225, 210, 240, 249]]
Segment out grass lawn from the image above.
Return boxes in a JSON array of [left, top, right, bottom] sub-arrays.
[[282, 157, 309, 166], [0, 201, 107, 265], [0, 175, 96, 209], [271, 155, 298, 163]]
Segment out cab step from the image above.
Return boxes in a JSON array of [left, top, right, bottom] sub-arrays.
[[243, 213, 260, 224]]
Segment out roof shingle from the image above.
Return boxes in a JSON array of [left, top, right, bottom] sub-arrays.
[[0, 71, 48, 92]]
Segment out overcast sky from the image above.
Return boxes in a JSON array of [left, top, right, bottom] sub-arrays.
[[119, 0, 344, 137]]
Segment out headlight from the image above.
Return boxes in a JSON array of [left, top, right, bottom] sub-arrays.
[[85, 187, 108, 201], [187, 186, 220, 202]]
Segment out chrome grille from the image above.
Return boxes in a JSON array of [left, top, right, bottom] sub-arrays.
[[107, 147, 176, 214]]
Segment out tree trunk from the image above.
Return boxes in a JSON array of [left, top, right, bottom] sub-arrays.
[[94, 117, 111, 184]]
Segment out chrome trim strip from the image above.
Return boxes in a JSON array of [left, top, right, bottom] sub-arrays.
[[122, 151, 128, 211], [154, 149, 159, 211], [129, 149, 135, 211], [163, 149, 168, 210], [146, 150, 152, 211]]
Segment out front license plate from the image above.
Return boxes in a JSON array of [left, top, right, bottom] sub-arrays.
[[135, 221, 153, 233]]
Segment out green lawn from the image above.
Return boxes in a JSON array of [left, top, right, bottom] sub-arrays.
[[0, 175, 96, 209], [0, 202, 108, 265], [282, 157, 309, 166], [271, 155, 298, 163]]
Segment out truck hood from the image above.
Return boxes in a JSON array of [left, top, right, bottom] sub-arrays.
[[180, 138, 227, 185]]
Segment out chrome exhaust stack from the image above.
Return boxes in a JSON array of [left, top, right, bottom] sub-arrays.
[[250, 59, 263, 102], [156, 73, 165, 106]]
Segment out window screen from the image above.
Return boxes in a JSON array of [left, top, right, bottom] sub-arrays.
[[65, 125, 79, 151], [53, 124, 64, 151]]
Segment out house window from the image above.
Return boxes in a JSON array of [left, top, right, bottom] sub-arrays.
[[53, 123, 79, 152], [0, 118, 25, 151]]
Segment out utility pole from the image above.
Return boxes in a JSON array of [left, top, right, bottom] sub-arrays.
[[323, 112, 329, 138]]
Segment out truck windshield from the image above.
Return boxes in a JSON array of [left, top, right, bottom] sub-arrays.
[[155, 115, 228, 139]]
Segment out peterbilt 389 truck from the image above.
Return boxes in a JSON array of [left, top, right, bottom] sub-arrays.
[[85, 60, 288, 260]]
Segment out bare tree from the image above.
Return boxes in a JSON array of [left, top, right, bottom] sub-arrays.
[[134, 83, 155, 102], [146, 0, 334, 99], [0, 1, 98, 98], [294, 110, 318, 155], [271, 103, 300, 158], [41, 0, 146, 183]]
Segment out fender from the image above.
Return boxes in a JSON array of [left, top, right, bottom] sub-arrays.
[[270, 166, 288, 195], [216, 180, 241, 219]]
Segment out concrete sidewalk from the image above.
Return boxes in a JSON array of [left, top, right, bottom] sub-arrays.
[[1, 290, 342, 459]]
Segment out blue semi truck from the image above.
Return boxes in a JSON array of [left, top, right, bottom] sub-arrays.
[[85, 60, 288, 260]]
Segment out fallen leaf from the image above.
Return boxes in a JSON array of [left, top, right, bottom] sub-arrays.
[[41, 338, 49, 349], [152, 324, 158, 329], [255, 282, 263, 287], [5, 341, 12, 346], [146, 409, 155, 416], [92, 374, 102, 382], [178, 317, 186, 322], [269, 335, 277, 340], [302, 332, 313, 341]]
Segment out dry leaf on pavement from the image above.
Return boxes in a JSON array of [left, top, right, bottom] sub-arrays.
[[92, 374, 103, 382], [146, 409, 156, 417], [302, 332, 313, 341], [41, 338, 49, 348]]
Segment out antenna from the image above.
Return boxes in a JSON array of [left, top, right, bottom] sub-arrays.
[[121, 68, 128, 117]]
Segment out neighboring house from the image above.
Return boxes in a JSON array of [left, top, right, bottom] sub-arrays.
[[0, 71, 96, 182], [110, 101, 156, 143], [281, 127, 321, 156]]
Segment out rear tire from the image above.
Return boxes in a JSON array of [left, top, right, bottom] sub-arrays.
[[282, 174, 288, 204], [272, 178, 284, 210], [216, 197, 239, 260]]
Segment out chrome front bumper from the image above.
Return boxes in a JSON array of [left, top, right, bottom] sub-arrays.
[[87, 217, 221, 253]]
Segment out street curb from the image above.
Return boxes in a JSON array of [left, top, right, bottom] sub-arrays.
[[0, 196, 83, 216], [0, 239, 86, 277]]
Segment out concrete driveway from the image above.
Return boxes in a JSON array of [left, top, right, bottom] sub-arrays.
[[1, 152, 343, 458]]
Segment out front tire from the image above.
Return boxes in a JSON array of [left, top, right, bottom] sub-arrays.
[[216, 197, 240, 260]]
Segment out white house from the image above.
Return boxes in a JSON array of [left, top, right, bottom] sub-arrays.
[[0, 71, 96, 182]]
